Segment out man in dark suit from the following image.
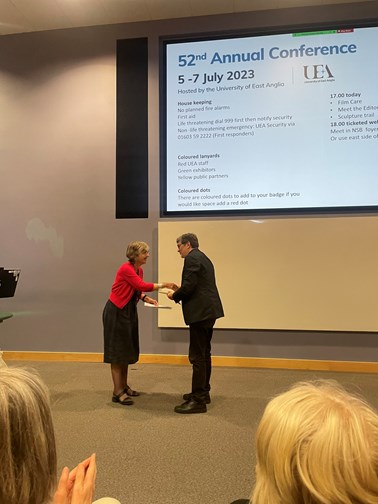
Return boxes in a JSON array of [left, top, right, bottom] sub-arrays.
[[167, 233, 224, 414]]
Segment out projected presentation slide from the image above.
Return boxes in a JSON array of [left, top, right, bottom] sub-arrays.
[[161, 26, 378, 215]]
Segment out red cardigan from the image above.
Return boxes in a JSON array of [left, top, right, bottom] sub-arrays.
[[109, 262, 154, 309]]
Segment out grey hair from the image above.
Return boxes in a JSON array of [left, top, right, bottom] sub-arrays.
[[0, 367, 57, 504], [126, 240, 150, 264]]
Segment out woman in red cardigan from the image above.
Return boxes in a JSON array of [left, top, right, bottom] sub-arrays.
[[103, 240, 176, 406]]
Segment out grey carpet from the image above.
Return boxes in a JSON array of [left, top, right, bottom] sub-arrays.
[[7, 361, 378, 504]]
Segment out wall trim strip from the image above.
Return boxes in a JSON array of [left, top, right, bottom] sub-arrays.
[[2, 352, 378, 373]]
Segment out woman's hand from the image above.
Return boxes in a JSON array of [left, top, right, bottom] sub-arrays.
[[70, 453, 96, 504], [144, 296, 158, 306], [54, 466, 71, 504], [163, 282, 179, 291], [53, 453, 97, 504]]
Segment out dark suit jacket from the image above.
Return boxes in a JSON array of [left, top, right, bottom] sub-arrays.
[[172, 248, 224, 325]]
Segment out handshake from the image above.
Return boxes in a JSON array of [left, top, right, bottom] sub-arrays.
[[159, 282, 179, 300], [143, 283, 179, 306]]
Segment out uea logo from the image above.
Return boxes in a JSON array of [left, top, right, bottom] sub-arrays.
[[303, 64, 334, 80]]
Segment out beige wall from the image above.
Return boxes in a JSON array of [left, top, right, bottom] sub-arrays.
[[1, 2, 378, 360], [158, 219, 378, 332]]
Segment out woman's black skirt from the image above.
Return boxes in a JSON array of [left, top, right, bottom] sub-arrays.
[[103, 298, 139, 364]]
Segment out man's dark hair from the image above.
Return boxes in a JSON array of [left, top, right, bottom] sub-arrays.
[[177, 233, 199, 248]]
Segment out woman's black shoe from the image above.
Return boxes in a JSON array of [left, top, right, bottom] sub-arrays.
[[112, 391, 134, 405], [125, 385, 140, 397]]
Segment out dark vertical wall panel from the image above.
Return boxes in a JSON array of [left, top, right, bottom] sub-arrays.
[[116, 38, 148, 218]]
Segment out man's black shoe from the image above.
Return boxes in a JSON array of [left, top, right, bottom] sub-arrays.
[[183, 392, 211, 404], [174, 399, 207, 414]]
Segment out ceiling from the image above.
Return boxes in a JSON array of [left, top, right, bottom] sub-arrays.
[[0, 0, 375, 36]]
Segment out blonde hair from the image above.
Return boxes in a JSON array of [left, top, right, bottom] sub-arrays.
[[0, 367, 57, 504], [126, 240, 149, 264], [252, 380, 378, 504]]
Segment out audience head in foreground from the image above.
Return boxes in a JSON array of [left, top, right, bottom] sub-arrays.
[[0, 366, 57, 504], [0, 366, 107, 504], [252, 380, 378, 504]]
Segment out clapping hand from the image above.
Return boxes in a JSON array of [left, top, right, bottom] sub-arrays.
[[53, 453, 97, 504]]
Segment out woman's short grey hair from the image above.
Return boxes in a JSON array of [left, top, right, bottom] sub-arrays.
[[126, 241, 150, 264], [0, 367, 57, 504]]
